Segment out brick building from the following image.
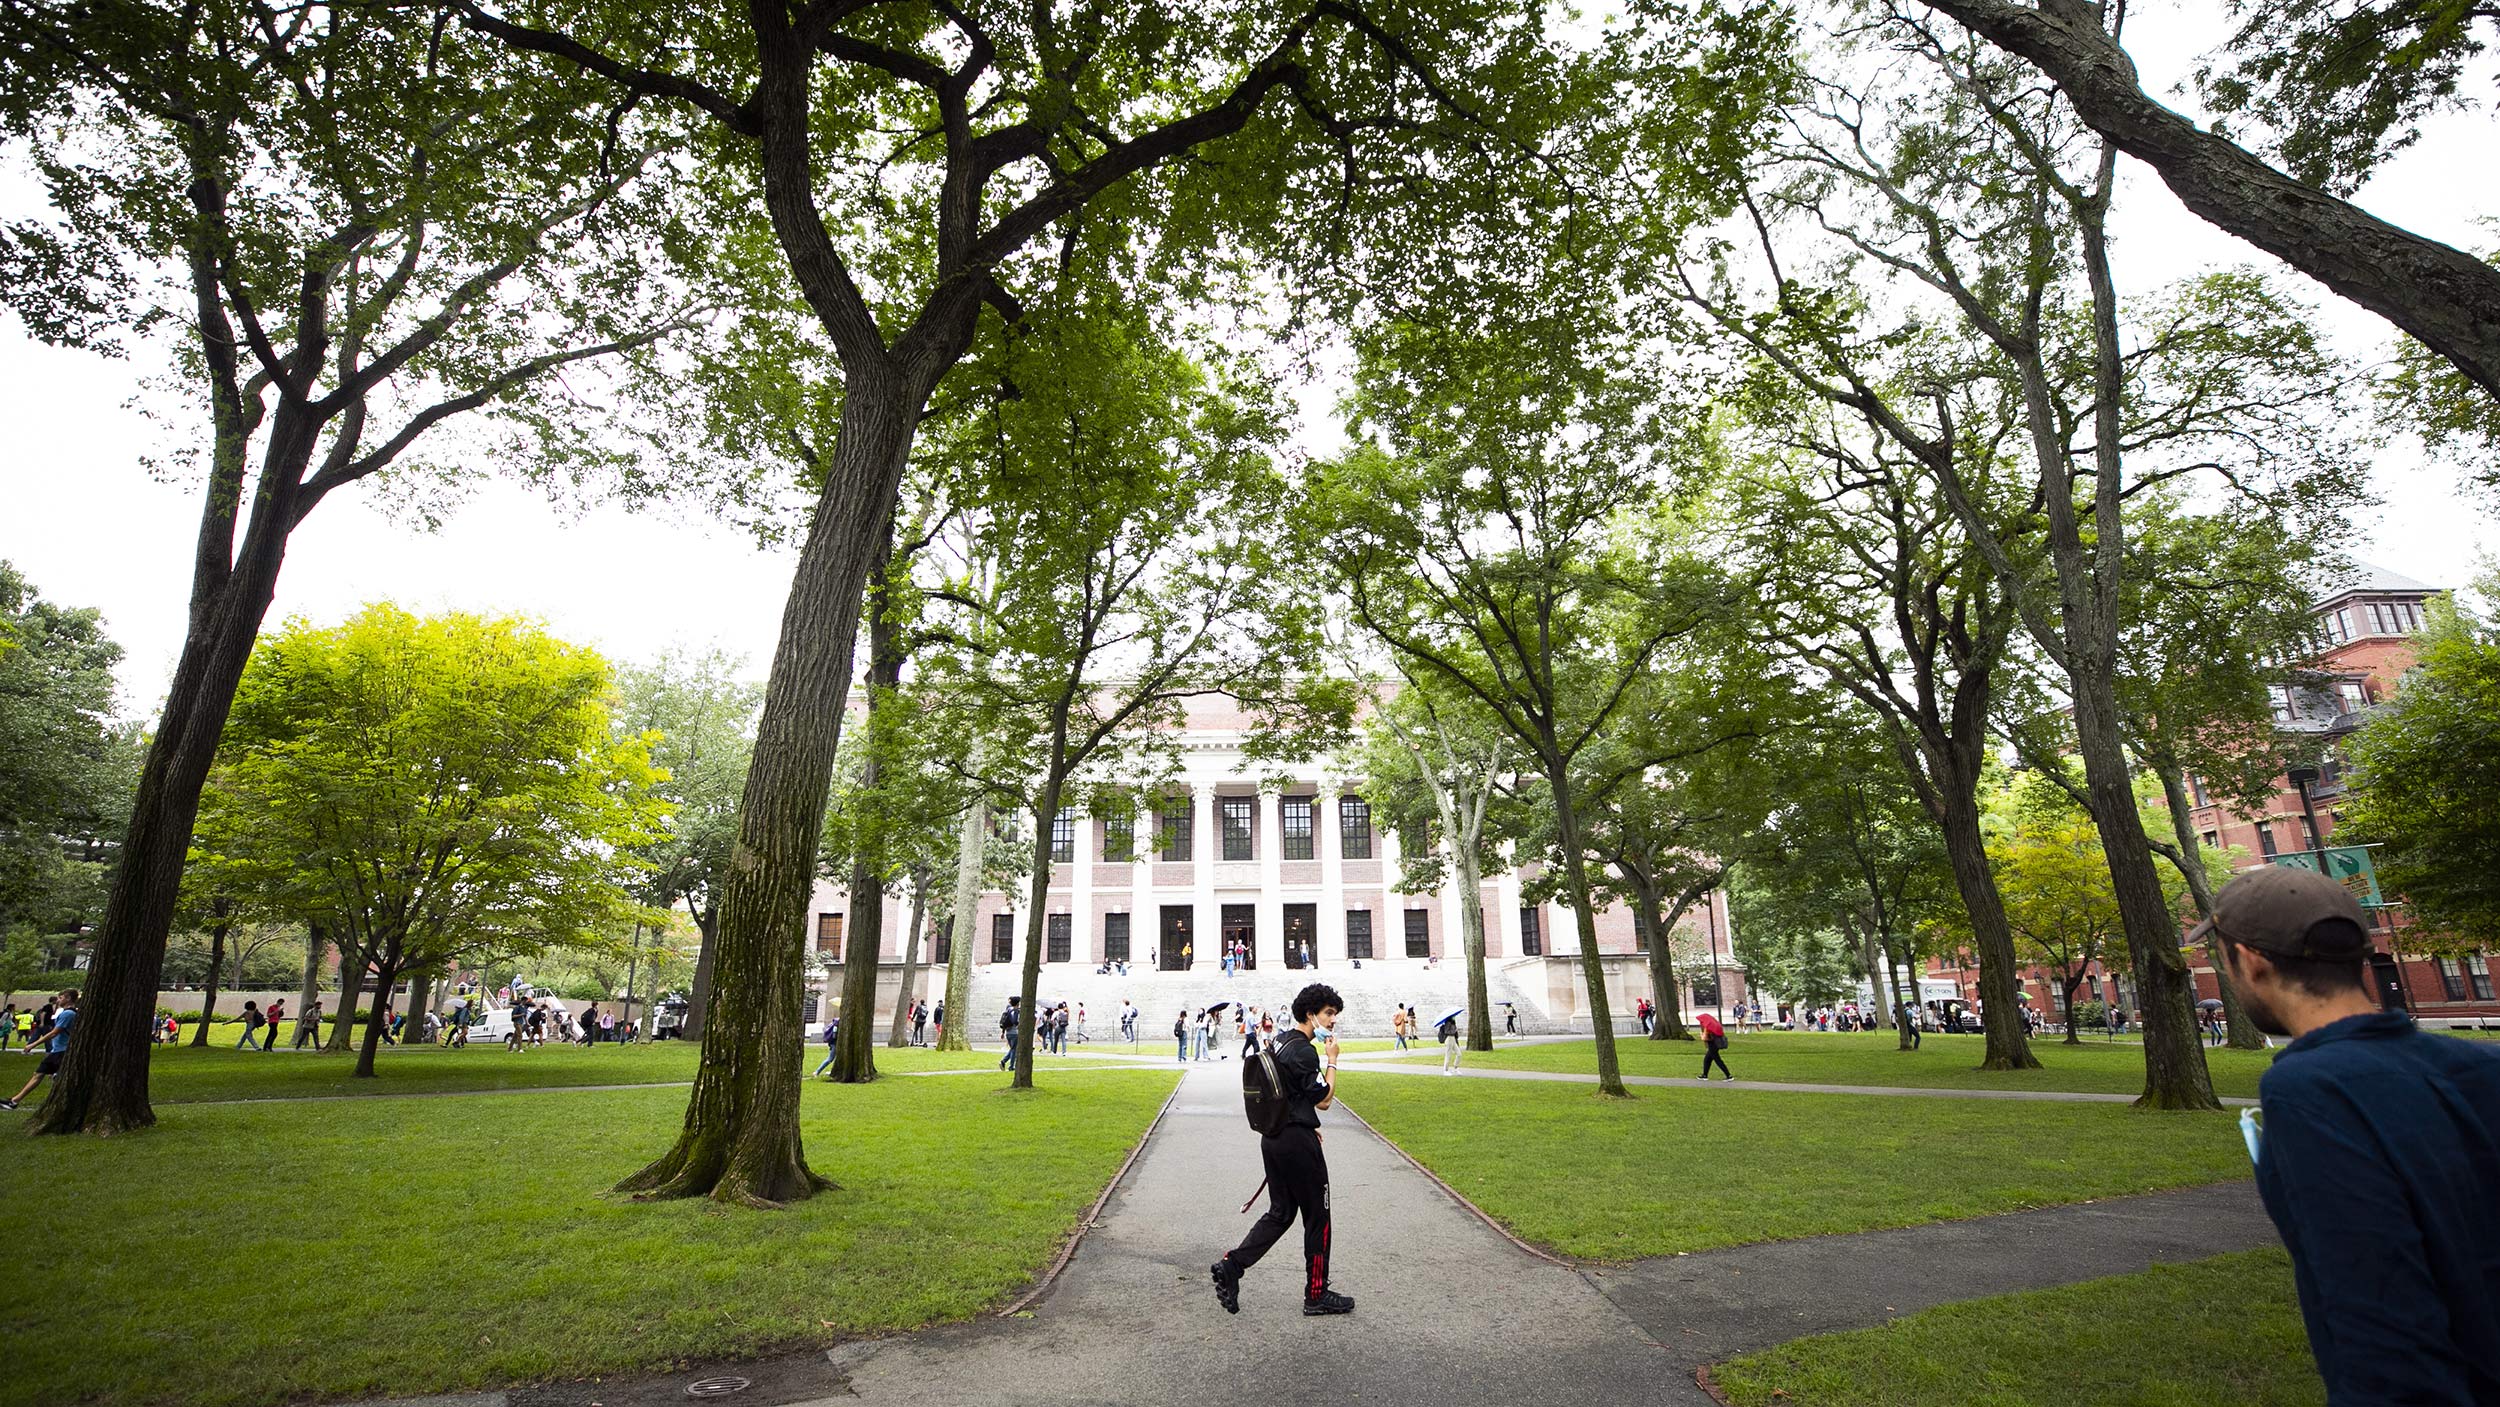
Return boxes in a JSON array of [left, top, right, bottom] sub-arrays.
[[1925, 562, 2500, 1029]]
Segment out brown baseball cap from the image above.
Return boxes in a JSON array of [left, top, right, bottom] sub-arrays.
[[2188, 865, 2372, 960]]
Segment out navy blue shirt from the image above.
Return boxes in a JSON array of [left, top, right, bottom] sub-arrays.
[[2253, 1012, 2500, 1404]]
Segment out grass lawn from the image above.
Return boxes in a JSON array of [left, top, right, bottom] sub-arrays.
[[1712, 1249, 2320, 1406], [126, 1038, 1044, 1104], [0, 1066, 1178, 1406], [1342, 1072, 2250, 1259], [1383, 1031, 2279, 1098]]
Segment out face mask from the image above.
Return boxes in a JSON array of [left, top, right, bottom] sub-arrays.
[[2239, 1107, 2264, 1165]]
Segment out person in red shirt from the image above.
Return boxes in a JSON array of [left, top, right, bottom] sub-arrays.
[[1695, 1010, 1733, 1081]]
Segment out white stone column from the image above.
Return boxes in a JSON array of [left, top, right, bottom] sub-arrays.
[[1381, 820, 1409, 960], [1070, 801, 1093, 969], [1319, 789, 1347, 964], [1126, 795, 1151, 969], [1494, 860, 1524, 961], [1257, 784, 1284, 968], [1191, 780, 1216, 971]]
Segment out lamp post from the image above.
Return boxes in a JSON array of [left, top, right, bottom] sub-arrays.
[[1705, 889, 1724, 1021], [2284, 764, 2325, 857]]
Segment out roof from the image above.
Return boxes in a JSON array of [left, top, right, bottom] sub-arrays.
[[2319, 558, 2440, 605]]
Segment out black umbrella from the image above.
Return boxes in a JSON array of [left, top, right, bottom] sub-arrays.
[[2196, 998, 2225, 1010], [1206, 1001, 1233, 1017]]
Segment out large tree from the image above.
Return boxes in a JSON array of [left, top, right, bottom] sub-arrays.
[[192, 606, 668, 1076], [1308, 311, 1738, 1096], [1916, 0, 2500, 402], [612, 648, 761, 1043], [0, 562, 134, 956], [2, 0, 698, 1134], [463, 0, 1643, 1205], [922, 305, 1317, 1090]]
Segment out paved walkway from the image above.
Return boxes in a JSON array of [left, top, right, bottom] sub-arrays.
[[1332, 1057, 2264, 1106]]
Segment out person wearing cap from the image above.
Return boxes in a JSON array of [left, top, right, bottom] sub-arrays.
[[2200, 865, 2500, 1404]]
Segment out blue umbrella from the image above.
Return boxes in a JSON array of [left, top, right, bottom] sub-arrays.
[[1435, 1007, 1465, 1027]]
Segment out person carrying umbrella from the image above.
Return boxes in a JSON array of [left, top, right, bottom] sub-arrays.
[[1436, 1007, 1463, 1074], [1211, 983, 1354, 1318], [2198, 997, 2227, 1047]]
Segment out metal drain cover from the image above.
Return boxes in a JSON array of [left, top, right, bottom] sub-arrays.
[[687, 1376, 753, 1398]]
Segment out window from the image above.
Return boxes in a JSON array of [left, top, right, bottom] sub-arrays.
[[2404, 601, 2425, 631], [933, 916, 952, 964], [1281, 795, 1314, 860], [1520, 905, 1542, 957], [2267, 686, 2295, 724], [991, 913, 1015, 964], [1050, 809, 1077, 864], [2188, 774, 2209, 807], [816, 912, 845, 960], [2324, 607, 2353, 644], [1045, 913, 1072, 964], [2201, 830, 2221, 851], [1103, 811, 1135, 862], [1158, 798, 1192, 862], [2297, 815, 2318, 851], [1404, 910, 1431, 958], [2438, 959, 2468, 1002], [2338, 681, 2369, 714], [1339, 796, 1373, 858], [1105, 913, 1130, 964], [1346, 910, 1374, 960], [2257, 824, 2279, 858], [1690, 976, 1721, 1009], [2471, 955, 2495, 1002], [1221, 795, 1256, 861]]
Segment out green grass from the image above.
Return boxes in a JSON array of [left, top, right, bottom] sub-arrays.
[[128, 1038, 1051, 1103], [0, 1067, 1178, 1406], [1343, 1072, 2251, 1259], [1383, 1030, 2279, 1098], [1712, 1249, 2320, 1407]]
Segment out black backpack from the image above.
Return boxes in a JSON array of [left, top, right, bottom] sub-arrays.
[[1242, 1030, 1297, 1135]]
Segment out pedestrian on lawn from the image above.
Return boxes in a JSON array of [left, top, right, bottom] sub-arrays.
[[1210, 982, 1354, 1318], [294, 999, 324, 1049], [998, 997, 1021, 1072], [2205, 865, 2500, 1404], [815, 1014, 840, 1076], [2, 990, 77, 1110], [1438, 1012, 1462, 1074], [1896, 1001, 1920, 1050], [1696, 1009, 1733, 1081], [261, 998, 285, 1051], [1175, 1009, 1189, 1063], [235, 1001, 262, 1049]]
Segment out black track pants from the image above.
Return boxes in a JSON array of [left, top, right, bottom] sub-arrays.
[[1701, 1045, 1732, 1079], [1227, 1124, 1331, 1299]]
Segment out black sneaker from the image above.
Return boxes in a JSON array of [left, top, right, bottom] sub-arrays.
[[1210, 1258, 1241, 1314], [1302, 1290, 1355, 1316], [0, 1099, 17, 1110]]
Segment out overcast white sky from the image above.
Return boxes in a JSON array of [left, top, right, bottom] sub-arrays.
[[3, 4, 2491, 721]]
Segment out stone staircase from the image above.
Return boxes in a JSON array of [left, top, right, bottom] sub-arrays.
[[963, 959, 1578, 1040]]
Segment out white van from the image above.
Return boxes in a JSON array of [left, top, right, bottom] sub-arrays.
[[464, 998, 571, 1046]]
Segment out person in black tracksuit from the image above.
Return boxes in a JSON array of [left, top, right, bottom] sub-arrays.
[[1211, 983, 1355, 1317]]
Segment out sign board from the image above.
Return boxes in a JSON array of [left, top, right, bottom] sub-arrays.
[[2267, 845, 2386, 908]]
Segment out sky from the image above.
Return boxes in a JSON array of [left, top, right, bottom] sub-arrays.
[[2, 4, 2492, 721]]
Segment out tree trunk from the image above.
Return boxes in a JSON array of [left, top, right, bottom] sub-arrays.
[[1922, 0, 2500, 401], [614, 370, 922, 1206], [1858, 924, 1891, 1028], [887, 868, 928, 1048], [1626, 873, 1690, 1042], [404, 973, 431, 1044], [28, 392, 329, 1135], [326, 939, 367, 1053], [353, 945, 403, 1078], [1935, 784, 2042, 1070], [2155, 769, 2267, 1050], [683, 896, 719, 1041], [827, 854, 884, 1083], [1548, 772, 1626, 1096], [1012, 775, 1066, 1092], [1883, 933, 1918, 1051], [297, 924, 324, 1023], [1455, 855, 1493, 1052], [2061, 973, 2086, 1045], [188, 915, 230, 1049], [939, 799, 986, 1052]]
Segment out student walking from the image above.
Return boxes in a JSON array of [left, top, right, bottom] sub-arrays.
[[2, 990, 77, 1110], [998, 997, 1022, 1071], [911, 999, 929, 1046], [1390, 1009, 1408, 1050], [1438, 1012, 1462, 1074], [235, 1001, 263, 1049], [1174, 1009, 1190, 1063], [2204, 866, 2500, 1402], [1696, 1009, 1734, 1081], [261, 999, 285, 1051], [815, 1015, 840, 1076], [1210, 983, 1353, 1318]]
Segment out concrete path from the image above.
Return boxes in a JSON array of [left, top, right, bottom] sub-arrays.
[[1333, 1052, 2263, 1106], [806, 1059, 1676, 1404]]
